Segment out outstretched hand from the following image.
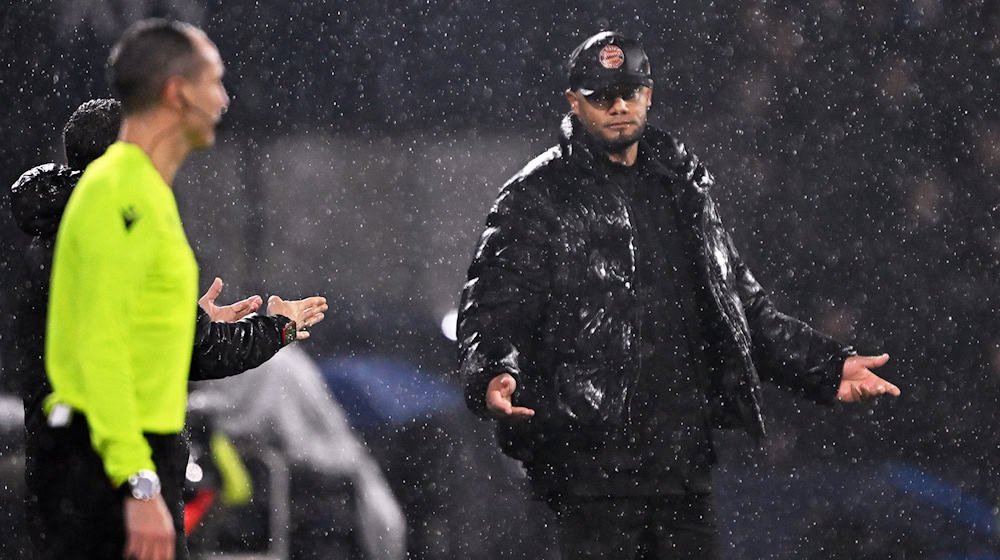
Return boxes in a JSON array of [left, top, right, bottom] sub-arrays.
[[837, 353, 901, 402], [486, 373, 535, 421], [266, 295, 328, 340], [198, 277, 262, 322]]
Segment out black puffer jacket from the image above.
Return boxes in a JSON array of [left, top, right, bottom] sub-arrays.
[[7, 164, 80, 419], [7, 163, 292, 432], [459, 115, 854, 460]]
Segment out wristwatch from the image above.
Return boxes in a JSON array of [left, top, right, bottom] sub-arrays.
[[127, 469, 161, 501], [280, 319, 297, 345]]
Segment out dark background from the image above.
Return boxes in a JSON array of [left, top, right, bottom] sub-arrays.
[[1, 1, 999, 558]]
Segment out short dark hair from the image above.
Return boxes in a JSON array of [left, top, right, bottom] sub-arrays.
[[62, 98, 122, 170], [107, 19, 203, 114]]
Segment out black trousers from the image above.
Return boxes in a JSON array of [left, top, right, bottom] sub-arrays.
[[25, 414, 189, 559], [549, 494, 717, 560]]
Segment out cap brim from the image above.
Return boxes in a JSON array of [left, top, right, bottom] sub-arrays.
[[576, 75, 652, 95]]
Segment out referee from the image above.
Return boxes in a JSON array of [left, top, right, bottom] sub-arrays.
[[41, 19, 229, 560]]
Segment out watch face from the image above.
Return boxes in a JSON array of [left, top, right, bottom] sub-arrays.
[[132, 479, 153, 500], [129, 470, 161, 500]]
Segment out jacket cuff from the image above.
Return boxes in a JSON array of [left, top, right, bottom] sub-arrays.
[[461, 341, 524, 419], [464, 368, 495, 419], [271, 314, 296, 346], [463, 362, 521, 420], [812, 345, 858, 405]]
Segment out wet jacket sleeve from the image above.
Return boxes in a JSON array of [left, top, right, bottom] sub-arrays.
[[721, 210, 856, 404], [458, 180, 554, 417], [188, 308, 291, 381]]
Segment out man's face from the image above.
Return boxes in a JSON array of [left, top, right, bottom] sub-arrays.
[[566, 83, 652, 154], [180, 33, 229, 149]]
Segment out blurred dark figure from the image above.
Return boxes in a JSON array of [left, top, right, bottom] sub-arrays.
[[7, 99, 121, 448], [459, 31, 900, 560], [0, 98, 123, 558], [62, 98, 122, 171]]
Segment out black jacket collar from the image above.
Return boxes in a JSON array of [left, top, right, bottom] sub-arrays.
[[556, 113, 700, 187], [555, 113, 713, 226]]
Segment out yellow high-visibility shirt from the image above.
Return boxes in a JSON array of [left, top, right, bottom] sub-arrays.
[[45, 141, 198, 486]]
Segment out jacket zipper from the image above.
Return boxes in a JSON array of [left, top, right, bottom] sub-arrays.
[[612, 179, 642, 441]]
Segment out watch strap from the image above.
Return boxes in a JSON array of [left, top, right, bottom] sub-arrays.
[[280, 320, 297, 345]]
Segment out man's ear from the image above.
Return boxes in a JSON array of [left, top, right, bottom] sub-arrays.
[[162, 76, 187, 111], [565, 89, 580, 115]]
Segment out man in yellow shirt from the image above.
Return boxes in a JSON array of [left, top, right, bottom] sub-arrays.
[[44, 19, 231, 560]]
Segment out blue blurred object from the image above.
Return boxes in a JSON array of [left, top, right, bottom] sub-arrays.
[[883, 462, 998, 538], [319, 356, 463, 428]]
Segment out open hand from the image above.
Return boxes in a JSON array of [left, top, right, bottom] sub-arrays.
[[837, 353, 901, 402], [486, 373, 535, 421], [266, 295, 328, 340], [198, 277, 262, 322]]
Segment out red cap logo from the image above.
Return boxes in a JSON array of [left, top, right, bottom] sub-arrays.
[[598, 45, 625, 69]]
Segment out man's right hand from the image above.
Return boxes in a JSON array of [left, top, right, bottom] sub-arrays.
[[198, 276, 262, 322], [123, 494, 175, 560], [486, 373, 535, 421]]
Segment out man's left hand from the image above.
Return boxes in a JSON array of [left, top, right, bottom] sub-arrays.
[[198, 276, 263, 322], [266, 295, 328, 340], [837, 353, 901, 402]]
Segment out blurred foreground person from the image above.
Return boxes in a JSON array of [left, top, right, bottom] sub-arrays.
[[10, 96, 326, 558], [459, 31, 900, 559], [35, 20, 320, 560]]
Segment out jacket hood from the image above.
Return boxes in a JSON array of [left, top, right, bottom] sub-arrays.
[[9, 163, 80, 237]]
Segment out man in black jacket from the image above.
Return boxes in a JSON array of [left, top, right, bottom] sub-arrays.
[[458, 31, 900, 559], [7, 97, 327, 558]]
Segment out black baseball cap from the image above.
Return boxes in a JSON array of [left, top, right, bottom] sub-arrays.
[[567, 31, 652, 94]]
